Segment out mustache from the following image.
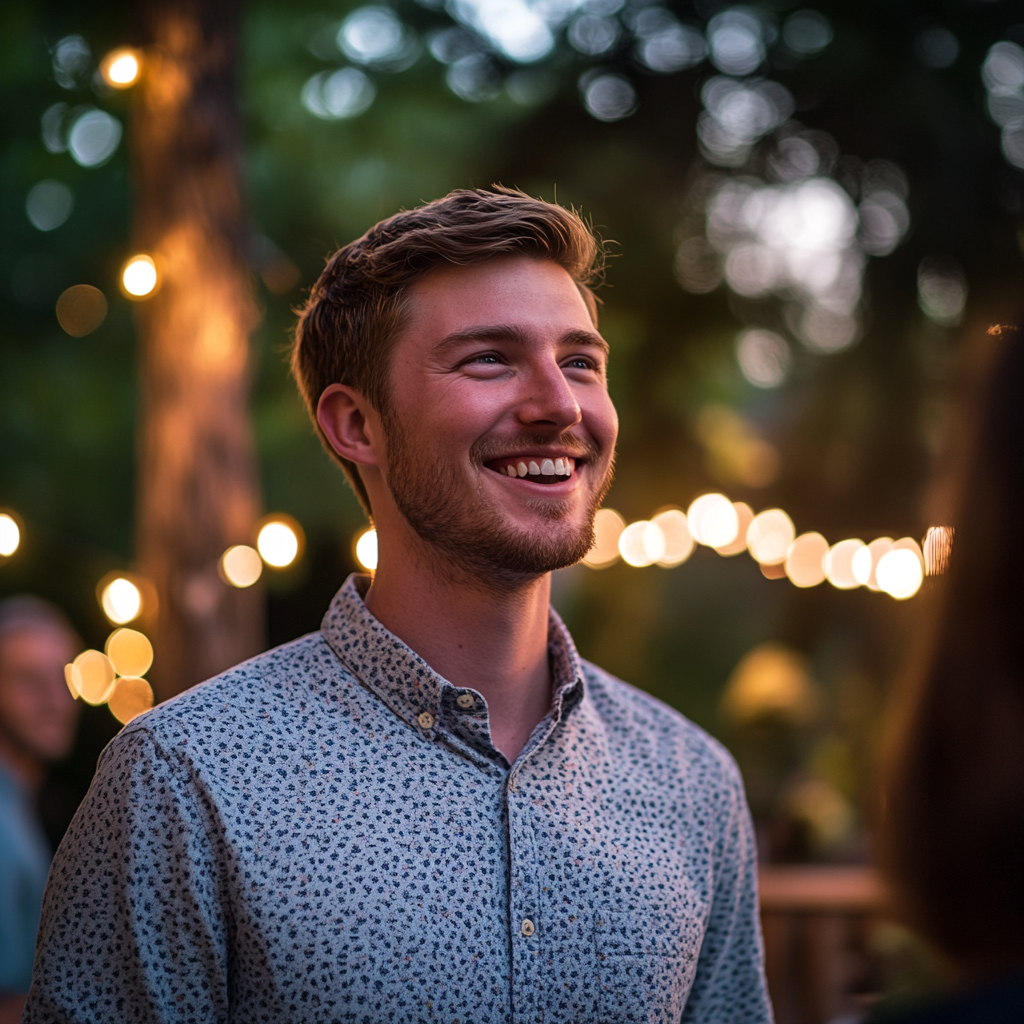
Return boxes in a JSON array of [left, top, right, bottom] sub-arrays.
[[470, 431, 602, 464]]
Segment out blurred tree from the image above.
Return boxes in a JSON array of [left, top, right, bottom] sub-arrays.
[[132, 0, 263, 699]]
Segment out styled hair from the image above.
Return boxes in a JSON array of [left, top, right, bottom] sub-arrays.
[[291, 186, 605, 514], [877, 324, 1024, 977]]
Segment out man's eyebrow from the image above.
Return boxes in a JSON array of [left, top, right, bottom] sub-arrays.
[[436, 324, 610, 355]]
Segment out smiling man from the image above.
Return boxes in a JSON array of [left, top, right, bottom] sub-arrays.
[[26, 189, 771, 1023]]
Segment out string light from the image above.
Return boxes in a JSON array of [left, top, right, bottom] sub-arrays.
[[876, 545, 924, 599], [714, 502, 754, 556], [105, 628, 154, 678], [651, 508, 694, 567], [583, 508, 626, 568], [354, 527, 378, 571], [220, 544, 263, 588], [107, 676, 154, 724], [100, 576, 143, 624], [687, 493, 739, 547], [785, 532, 829, 588], [824, 539, 866, 589], [256, 515, 303, 569], [71, 649, 117, 705], [121, 254, 158, 298], [746, 508, 795, 565], [0, 513, 20, 557], [618, 520, 666, 567]]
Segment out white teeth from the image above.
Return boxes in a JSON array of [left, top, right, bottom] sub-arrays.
[[517, 462, 528, 477], [541, 459, 555, 476], [554, 458, 565, 475], [528, 461, 540, 475], [506, 465, 516, 476], [566, 459, 574, 476]]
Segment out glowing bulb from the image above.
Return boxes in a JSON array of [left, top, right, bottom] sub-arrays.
[[0, 513, 20, 556], [584, 508, 627, 568], [72, 649, 117, 705], [651, 508, 694, 567], [220, 544, 263, 587], [105, 628, 154, 678], [355, 527, 378, 571], [785, 533, 829, 588], [618, 521, 666, 567], [855, 537, 894, 590], [687, 493, 739, 547], [923, 526, 954, 576], [101, 577, 142, 624], [107, 676, 154, 724], [824, 539, 866, 590], [715, 502, 754, 556], [876, 548, 924, 600], [122, 255, 158, 297], [101, 49, 140, 87], [64, 664, 80, 699], [746, 509, 796, 565], [257, 519, 300, 568]]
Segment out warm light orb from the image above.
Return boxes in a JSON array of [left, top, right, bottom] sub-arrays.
[[853, 537, 894, 590], [785, 532, 829, 588], [746, 509, 796, 565], [107, 676, 155, 724], [105, 628, 154, 678], [687, 493, 739, 547], [876, 547, 924, 600], [0, 513, 20, 556], [584, 508, 627, 568], [354, 527, 378, 571], [101, 48, 140, 88], [923, 526, 954, 576], [121, 254, 158, 298], [618, 521, 667, 567], [101, 576, 143, 624], [257, 519, 300, 568], [824, 539, 866, 590], [72, 649, 117, 705], [715, 502, 754, 556], [651, 508, 694, 567], [220, 544, 263, 588]]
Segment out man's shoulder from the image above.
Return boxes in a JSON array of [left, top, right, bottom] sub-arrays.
[[580, 658, 742, 788], [121, 630, 345, 748]]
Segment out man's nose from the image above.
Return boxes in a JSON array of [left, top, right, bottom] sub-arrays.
[[515, 360, 582, 431]]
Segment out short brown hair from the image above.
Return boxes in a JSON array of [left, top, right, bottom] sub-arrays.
[[291, 186, 605, 514]]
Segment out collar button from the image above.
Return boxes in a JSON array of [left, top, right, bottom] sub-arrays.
[[456, 693, 475, 710], [417, 711, 436, 730]]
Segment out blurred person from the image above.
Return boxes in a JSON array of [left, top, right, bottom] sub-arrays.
[[0, 596, 79, 1024], [26, 188, 771, 1023], [872, 325, 1024, 1022]]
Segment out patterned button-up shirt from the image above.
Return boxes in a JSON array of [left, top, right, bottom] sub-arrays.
[[26, 575, 772, 1023]]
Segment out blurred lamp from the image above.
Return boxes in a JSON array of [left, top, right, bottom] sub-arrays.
[[746, 508, 795, 565], [583, 508, 627, 568], [220, 544, 263, 588], [923, 526, 953, 575], [101, 576, 143, 624], [257, 517, 302, 568], [354, 527, 378, 571], [651, 508, 693, 567], [785, 532, 829, 588], [687, 493, 739, 547], [56, 284, 107, 336], [122, 255, 158, 298], [72, 649, 117, 705], [0, 513, 20, 556], [107, 676, 154, 724], [100, 48, 141, 88], [824, 539, 866, 590], [618, 521, 666, 567], [105, 628, 154, 678], [876, 546, 924, 600], [714, 502, 754, 556]]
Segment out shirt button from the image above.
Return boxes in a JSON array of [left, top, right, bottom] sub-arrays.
[[521, 918, 536, 937], [417, 711, 435, 730], [456, 693, 475, 709]]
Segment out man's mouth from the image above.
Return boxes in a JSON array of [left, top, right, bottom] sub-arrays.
[[485, 456, 577, 485]]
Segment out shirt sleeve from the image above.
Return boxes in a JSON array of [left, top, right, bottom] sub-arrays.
[[681, 760, 774, 1024], [23, 726, 231, 1024]]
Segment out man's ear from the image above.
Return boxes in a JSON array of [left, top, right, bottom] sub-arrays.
[[316, 384, 383, 467]]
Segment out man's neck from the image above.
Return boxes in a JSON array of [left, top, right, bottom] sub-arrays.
[[364, 554, 553, 764]]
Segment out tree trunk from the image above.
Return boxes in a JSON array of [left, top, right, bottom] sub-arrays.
[[131, 0, 264, 701]]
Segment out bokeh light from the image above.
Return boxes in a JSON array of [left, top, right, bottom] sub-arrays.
[[257, 516, 302, 568], [618, 520, 666, 567], [746, 508, 795, 565], [105, 628, 154, 678], [651, 508, 693, 567], [876, 546, 924, 600], [354, 527, 378, 571], [63, 664, 79, 699], [917, 257, 967, 326], [122, 254, 158, 298], [26, 180, 74, 231], [107, 676, 155, 725], [715, 502, 754, 556], [68, 109, 122, 167], [785, 532, 829, 588], [55, 284, 107, 336], [853, 536, 894, 590], [100, 48, 141, 87], [736, 328, 791, 388], [687, 493, 739, 547], [72, 649, 117, 705], [721, 642, 820, 726], [923, 525, 954, 575], [580, 72, 638, 122], [301, 68, 377, 120], [220, 544, 263, 588], [0, 513, 20, 557], [824, 538, 866, 590], [583, 508, 626, 568], [100, 576, 142, 624]]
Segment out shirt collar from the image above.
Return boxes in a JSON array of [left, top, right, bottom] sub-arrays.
[[320, 574, 586, 748]]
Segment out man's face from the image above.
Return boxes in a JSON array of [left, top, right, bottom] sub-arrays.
[[379, 256, 618, 586], [0, 626, 80, 764]]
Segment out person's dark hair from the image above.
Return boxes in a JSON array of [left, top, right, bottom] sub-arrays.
[[291, 186, 605, 514], [878, 323, 1024, 980]]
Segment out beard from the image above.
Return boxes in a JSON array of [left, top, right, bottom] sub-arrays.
[[380, 412, 614, 590]]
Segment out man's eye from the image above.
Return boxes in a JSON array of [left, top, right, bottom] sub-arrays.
[[470, 353, 501, 365], [566, 357, 596, 370]]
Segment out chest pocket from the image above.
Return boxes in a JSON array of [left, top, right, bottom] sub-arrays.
[[595, 910, 704, 1024]]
